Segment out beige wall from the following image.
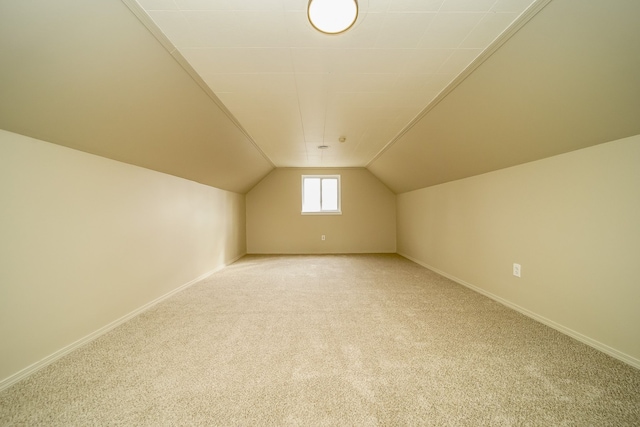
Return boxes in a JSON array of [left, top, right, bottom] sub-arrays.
[[0, 129, 246, 385], [397, 135, 640, 367], [247, 168, 396, 254]]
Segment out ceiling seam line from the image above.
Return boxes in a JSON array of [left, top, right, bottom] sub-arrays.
[[290, 49, 311, 165]]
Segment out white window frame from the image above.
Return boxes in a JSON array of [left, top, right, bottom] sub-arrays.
[[301, 174, 342, 215]]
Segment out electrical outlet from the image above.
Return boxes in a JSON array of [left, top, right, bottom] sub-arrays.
[[513, 263, 521, 278], [321, 235, 325, 241]]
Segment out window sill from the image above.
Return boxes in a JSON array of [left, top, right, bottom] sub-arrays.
[[301, 211, 342, 216]]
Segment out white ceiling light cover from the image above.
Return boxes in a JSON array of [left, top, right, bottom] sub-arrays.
[[308, 0, 358, 34]]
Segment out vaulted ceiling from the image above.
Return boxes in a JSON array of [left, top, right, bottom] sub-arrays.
[[133, 0, 541, 168], [1, 0, 639, 193]]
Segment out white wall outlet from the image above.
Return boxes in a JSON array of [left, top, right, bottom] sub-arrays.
[[321, 235, 325, 241], [513, 263, 521, 278]]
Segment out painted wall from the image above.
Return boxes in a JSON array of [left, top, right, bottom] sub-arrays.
[[0, 129, 246, 385], [247, 168, 396, 254], [397, 134, 640, 367]]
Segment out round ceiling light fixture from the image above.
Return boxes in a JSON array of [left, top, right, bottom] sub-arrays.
[[308, 0, 358, 35]]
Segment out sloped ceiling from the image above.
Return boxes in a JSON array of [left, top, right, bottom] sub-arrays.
[[368, 0, 640, 192], [0, 0, 273, 193], [1, 0, 639, 194]]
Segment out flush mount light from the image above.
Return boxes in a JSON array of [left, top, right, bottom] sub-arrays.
[[308, 0, 358, 35]]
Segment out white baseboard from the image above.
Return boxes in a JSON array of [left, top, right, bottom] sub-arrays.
[[0, 254, 244, 392], [398, 252, 640, 370]]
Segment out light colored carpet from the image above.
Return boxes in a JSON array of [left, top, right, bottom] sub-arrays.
[[1, 254, 639, 426]]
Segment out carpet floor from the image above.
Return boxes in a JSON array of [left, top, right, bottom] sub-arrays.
[[1, 254, 639, 426]]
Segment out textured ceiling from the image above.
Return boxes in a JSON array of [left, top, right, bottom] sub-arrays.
[[134, 0, 540, 167]]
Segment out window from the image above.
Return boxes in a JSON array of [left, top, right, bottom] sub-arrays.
[[301, 175, 341, 215]]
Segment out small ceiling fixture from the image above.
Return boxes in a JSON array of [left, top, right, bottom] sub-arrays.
[[308, 0, 358, 35]]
